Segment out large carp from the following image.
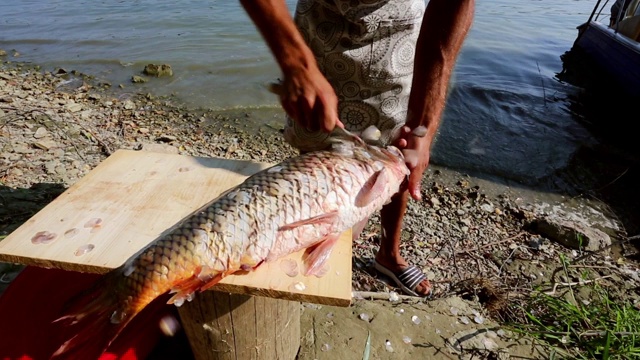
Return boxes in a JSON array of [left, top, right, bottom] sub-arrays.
[[53, 136, 409, 358]]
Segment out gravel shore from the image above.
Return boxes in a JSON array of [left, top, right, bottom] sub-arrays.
[[1, 58, 639, 359]]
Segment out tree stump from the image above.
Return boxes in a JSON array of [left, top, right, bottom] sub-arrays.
[[178, 291, 301, 360]]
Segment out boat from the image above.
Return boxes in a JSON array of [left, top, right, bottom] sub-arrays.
[[560, 0, 640, 98]]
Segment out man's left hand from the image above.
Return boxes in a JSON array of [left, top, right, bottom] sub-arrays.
[[394, 126, 431, 201]]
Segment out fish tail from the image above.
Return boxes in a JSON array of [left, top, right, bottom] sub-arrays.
[[51, 271, 136, 359]]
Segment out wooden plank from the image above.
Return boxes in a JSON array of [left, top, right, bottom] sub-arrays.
[[0, 149, 353, 306], [178, 292, 300, 360]]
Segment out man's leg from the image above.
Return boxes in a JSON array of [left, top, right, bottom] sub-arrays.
[[375, 189, 431, 296]]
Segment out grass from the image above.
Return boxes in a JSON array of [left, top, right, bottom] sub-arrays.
[[507, 253, 640, 359]]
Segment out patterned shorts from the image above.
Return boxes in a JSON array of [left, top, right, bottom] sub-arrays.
[[284, 0, 426, 151]]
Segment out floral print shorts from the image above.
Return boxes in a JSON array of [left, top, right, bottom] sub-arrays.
[[284, 0, 426, 151]]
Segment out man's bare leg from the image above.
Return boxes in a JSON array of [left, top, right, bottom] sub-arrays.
[[375, 189, 431, 296]]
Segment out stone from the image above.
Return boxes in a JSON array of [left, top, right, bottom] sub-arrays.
[[131, 75, 148, 83], [12, 144, 33, 154], [65, 103, 83, 113], [34, 139, 59, 150], [139, 143, 179, 154], [33, 127, 48, 139], [80, 110, 93, 119], [531, 217, 612, 252], [143, 64, 173, 77], [156, 134, 177, 143], [123, 100, 135, 110]]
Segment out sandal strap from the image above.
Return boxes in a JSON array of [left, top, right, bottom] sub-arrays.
[[397, 265, 427, 292]]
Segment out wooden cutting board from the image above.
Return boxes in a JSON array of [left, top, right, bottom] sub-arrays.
[[0, 149, 352, 306]]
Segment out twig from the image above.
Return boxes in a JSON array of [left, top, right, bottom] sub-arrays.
[[596, 167, 629, 190], [536, 61, 547, 106], [498, 246, 519, 276], [579, 331, 640, 337], [449, 239, 462, 280], [543, 275, 613, 296], [352, 290, 426, 302], [73, 120, 112, 156]]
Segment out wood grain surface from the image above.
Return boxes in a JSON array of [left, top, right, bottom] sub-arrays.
[[0, 149, 352, 306]]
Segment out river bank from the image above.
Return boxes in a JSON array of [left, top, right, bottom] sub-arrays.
[[1, 57, 639, 359]]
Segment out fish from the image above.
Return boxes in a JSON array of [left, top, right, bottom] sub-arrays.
[[51, 136, 410, 358]]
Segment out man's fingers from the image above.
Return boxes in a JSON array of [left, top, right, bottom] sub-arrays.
[[311, 97, 335, 133], [407, 171, 423, 201], [281, 100, 299, 126], [298, 96, 317, 131]]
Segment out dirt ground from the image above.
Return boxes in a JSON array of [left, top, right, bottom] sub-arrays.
[[1, 58, 639, 359]]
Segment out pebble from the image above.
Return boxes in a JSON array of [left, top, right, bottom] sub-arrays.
[[65, 103, 82, 112], [33, 127, 48, 139], [12, 144, 34, 154]]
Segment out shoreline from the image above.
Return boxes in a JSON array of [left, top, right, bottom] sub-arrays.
[[2, 58, 640, 358]]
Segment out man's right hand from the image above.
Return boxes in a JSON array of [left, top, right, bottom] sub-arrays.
[[279, 66, 343, 133], [239, 0, 343, 134]]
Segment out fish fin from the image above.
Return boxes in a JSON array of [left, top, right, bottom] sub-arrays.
[[352, 218, 370, 241], [52, 271, 133, 359], [303, 233, 340, 276], [279, 211, 339, 231], [199, 274, 224, 292], [355, 169, 388, 208], [168, 266, 224, 304], [168, 276, 201, 306]]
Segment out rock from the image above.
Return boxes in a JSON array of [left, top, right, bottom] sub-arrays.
[[45, 160, 59, 174], [65, 103, 83, 113], [8, 168, 24, 177], [531, 217, 611, 251], [143, 64, 173, 77], [156, 134, 177, 143], [138, 143, 179, 154], [33, 127, 48, 139], [80, 110, 93, 119], [12, 144, 34, 154], [131, 75, 148, 83], [0, 49, 6, 56], [123, 100, 135, 110], [34, 139, 59, 150]]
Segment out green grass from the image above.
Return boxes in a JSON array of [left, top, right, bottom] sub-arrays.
[[514, 288, 640, 359], [508, 254, 640, 359]]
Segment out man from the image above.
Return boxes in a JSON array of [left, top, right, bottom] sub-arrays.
[[240, 0, 474, 296]]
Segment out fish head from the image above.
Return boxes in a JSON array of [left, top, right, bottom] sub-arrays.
[[329, 136, 409, 185], [350, 142, 410, 181], [375, 145, 411, 182]]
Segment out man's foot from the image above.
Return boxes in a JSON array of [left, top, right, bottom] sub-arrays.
[[373, 256, 432, 297]]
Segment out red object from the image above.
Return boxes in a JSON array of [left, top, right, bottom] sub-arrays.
[[0, 266, 191, 360]]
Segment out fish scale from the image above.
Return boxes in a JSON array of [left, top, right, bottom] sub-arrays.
[[52, 139, 409, 358]]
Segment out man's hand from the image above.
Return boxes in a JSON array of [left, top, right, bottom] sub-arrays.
[[394, 126, 431, 201], [239, 0, 343, 134], [280, 66, 344, 133]]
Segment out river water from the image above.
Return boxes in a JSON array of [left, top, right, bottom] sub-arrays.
[[0, 0, 630, 192]]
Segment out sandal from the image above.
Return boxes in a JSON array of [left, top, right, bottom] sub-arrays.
[[374, 260, 431, 297]]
